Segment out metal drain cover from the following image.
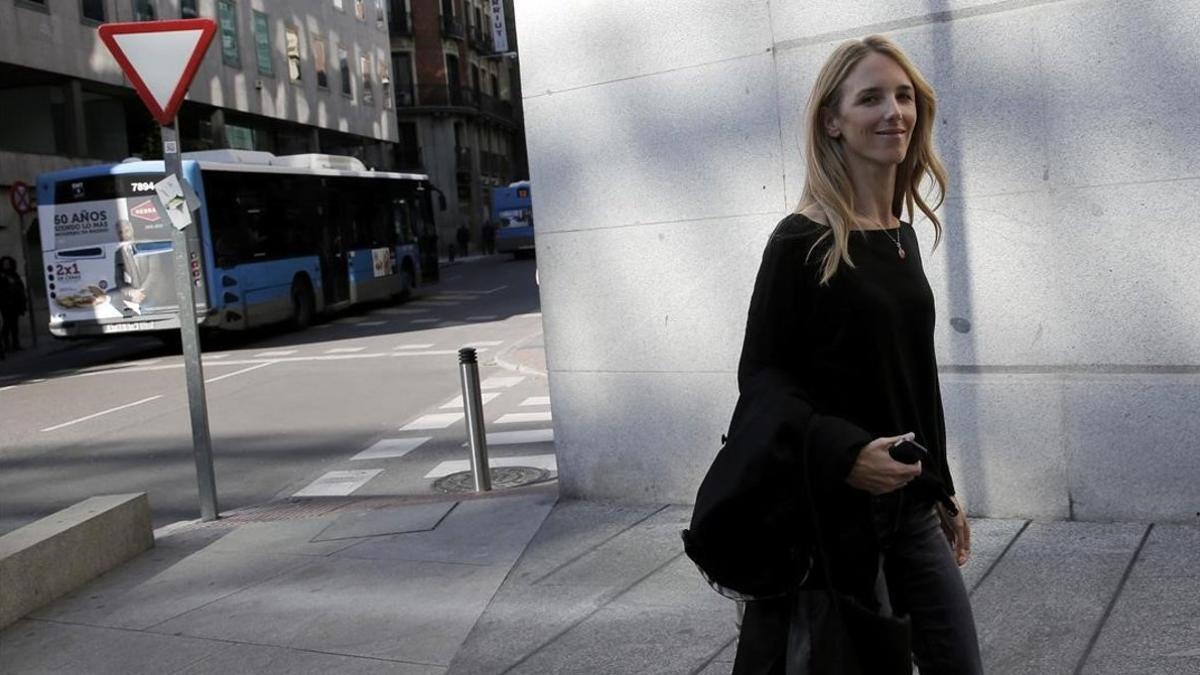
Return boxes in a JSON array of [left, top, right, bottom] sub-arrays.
[[433, 466, 552, 493]]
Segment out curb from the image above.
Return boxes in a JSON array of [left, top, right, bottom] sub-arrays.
[[491, 330, 547, 378]]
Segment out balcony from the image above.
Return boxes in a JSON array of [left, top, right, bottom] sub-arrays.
[[477, 91, 513, 120], [441, 16, 464, 39], [468, 27, 493, 54]]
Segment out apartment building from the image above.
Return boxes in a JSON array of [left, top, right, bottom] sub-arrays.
[[387, 0, 527, 255]]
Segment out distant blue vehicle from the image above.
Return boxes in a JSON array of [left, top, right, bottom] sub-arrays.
[[491, 181, 533, 256], [36, 151, 437, 337]]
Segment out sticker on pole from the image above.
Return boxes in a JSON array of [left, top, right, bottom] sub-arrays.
[[98, 19, 217, 125]]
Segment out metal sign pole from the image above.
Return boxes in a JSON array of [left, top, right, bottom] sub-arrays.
[[18, 212, 37, 347], [161, 121, 219, 521]]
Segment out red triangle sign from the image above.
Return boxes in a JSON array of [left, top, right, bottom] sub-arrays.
[[99, 19, 217, 126]]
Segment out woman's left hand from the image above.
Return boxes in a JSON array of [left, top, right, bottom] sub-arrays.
[[937, 496, 970, 567]]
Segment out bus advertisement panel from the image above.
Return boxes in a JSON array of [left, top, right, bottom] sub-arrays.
[[36, 151, 436, 337]]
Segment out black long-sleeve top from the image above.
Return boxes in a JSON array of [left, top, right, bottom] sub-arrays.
[[738, 213, 956, 514]]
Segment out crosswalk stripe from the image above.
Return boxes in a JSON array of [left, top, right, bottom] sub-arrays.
[[357, 320, 387, 326], [520, 396, 551, 407], [481, 375, 524, 389], [464, 340, 503, 347], [394, 343, 435, 350], [440, 392, 501, 409], [351, 437, 431, 461], [464, 428, 554, 446], [254, 350, 297, 357], [293, 469, 383, 497], [400, 412, 464, 431], [424, 453, 557, 479], [411, 318, 439, 324], [325, 347, 366, 353], [494, 412, 552, 424]]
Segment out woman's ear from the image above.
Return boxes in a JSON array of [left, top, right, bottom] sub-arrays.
[[821, 107, 841, 139]]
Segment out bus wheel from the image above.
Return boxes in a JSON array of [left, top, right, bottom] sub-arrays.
[[290, 279, 315, 330]]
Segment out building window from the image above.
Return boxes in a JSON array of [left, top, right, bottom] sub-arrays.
[[253, 12, 273, 77], [181, 0, 199, 18], [375, 0, 385, 29], [354, 0, 365, 21], [339, 47, 351, 97], [81, 0, 105, 21], [333, 0, 343, 10], [379, 61, 391, 109], [286, 26, 302, 82], [361, 55, 374, 105], [133, 0, 156, 21], [392, 52, 413, 106], [217, 0, 240, 68], [313, 37, 328, 88]]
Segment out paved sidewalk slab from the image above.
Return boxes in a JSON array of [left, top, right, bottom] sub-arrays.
[[1082, 524, 1200, 674], [971, 521, 1148, 673], [0, 620, 227, 674]]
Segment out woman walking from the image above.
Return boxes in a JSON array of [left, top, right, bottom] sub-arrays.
[[730, 36, 982, 673]]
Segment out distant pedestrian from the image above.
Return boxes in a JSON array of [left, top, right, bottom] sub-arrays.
[[482, 219, 496, 255], [689, 35, 981, 674], [456, 223, 470, 257], [0, 255, 27, 352]]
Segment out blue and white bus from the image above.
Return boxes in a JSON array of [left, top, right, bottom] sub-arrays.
[[491, 180, 533, 256], [36, 151, 437, 337]]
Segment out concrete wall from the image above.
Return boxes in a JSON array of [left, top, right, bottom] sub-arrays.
[[0, 0, 396, 142], [517, 0, 1200, 521]]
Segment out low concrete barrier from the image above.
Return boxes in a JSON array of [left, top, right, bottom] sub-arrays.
[[0, 493, 154, 630]]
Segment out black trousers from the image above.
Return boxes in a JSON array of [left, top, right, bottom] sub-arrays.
[[733, 493, 983, 674], [0, 311, 19, 349]]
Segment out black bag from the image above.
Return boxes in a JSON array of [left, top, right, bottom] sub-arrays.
[[682, 380, 816, 599]]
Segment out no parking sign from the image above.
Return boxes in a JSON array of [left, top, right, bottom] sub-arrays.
[[9, 180, 35, 215]]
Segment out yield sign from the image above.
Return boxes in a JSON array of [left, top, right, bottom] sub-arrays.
[[98, 19, 217, 125]]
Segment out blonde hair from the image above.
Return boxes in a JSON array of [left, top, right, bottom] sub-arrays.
[[796, 35, 949, 285]]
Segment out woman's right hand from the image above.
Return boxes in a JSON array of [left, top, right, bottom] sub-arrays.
[[845, 433, 922, 495]]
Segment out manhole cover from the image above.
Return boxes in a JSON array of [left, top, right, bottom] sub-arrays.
[[433, 466, 552, 493]]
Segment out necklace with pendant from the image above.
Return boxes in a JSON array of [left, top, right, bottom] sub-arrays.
[[882, 224, 906, 259]]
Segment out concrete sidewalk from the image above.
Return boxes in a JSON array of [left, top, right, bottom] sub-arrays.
[[1, 487, 1197, 673]]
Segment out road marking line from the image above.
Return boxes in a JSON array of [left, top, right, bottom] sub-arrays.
[[293, 469, 383, 498], [464, 340, 503, 347], [425, 453, 556, 479], [495, 412, 553, 424], [465, 315, 498, 321], [513, 312, 542, 319], [0, 385, 18, 393], [394, 343, 435, 350], [378, 308, 429, 315], [410, 301, 459, 306], [351, 437, 431, 461], [400, 412, 464, 431], [30, 378, 46, 383], [411, 318, 439, 324], [481, 375, 524, 389], [205, 361, 275, 383], [315, 324, 334, 329], [255, 350, 297, 357], [205, 354, 230, 360], [357, 320, 387, 326], [325, 347, 366, 353], [440, 392, 501, 409], [131, 359, 160, 367], [41, 395, 164, 432], [521, 396, 551, 407], [461, 429, 555, 447]]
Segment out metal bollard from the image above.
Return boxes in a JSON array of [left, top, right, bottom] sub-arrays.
[[458, 347, 492, 491]]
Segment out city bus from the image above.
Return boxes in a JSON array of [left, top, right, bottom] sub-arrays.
[[36, 150, 437, 337], [491, 180, 533, 256]]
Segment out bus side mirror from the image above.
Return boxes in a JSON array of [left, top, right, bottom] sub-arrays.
[[438, 194, 447, 211]]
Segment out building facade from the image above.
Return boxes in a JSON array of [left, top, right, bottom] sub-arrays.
[[0, 0, 408, 342], [386, 0, 527, 257], [518, 0, 1200, 521]]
